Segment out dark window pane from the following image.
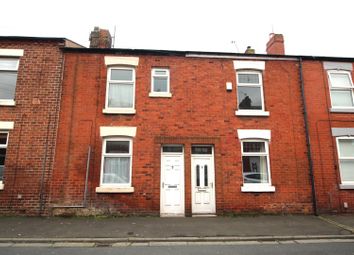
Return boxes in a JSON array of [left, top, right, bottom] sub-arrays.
[[243, 142, 265, 153], [238, 73, 259, 84], [0, 148, 6, 165], [0, 133, 7, 145], [162, 146, 183, 153], [110, 69, 133, 81], [153, 77, 168, 92], [0, 166, 3, 180], [0, 72, 17, 100], [106, 141, 130, 154], [196, 165, 200, 187], [192, 146, 212, 154], [242, 156, 269, 183], [204, 165, 208, 187], [238, 86, 262, 110]]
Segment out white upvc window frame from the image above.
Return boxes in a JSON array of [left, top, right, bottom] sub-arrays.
[[0, 58, 20, 106], [240, 139, 275, 192], [235, 70, 269, 116], [99, 137, 133, 190], [0, 131, 9, 190], [103, 67, 136, 114], [328, 70, 354, 110], [149, 68, 171, 98], [336, 137, 354, 188]]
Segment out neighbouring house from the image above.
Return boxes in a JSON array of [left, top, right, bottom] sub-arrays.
[[1, 29, 353, 216], [0, 36, 82, 215]]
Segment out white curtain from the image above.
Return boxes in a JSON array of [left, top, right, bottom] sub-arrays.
[[103, 157, 130, 184], [108, 83, 133, 108]]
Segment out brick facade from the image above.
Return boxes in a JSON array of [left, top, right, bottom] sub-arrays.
[[50, 51, 313, 215], [0, 38, 80, 215]]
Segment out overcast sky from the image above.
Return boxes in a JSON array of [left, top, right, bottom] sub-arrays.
[[1, 0, 353, 57]]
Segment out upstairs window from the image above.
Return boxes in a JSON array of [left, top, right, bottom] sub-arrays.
[[0, 58, 19, 105], [149, 68, 171, 97], [328, 70, 354, 108], [104, 67, 136, 114], [237, 71, 264, 111]]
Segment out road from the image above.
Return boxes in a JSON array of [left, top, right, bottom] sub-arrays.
[[1, 242, 354, 255]]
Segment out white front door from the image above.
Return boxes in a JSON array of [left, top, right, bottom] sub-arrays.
[[191, 146, 216, 215], [160, 146, 184, 216]]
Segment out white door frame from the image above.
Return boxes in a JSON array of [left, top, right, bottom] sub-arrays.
[[160, 145, 185, 217], [191, 145, 216, 215]]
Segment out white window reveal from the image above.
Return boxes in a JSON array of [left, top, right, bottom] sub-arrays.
[[97, 138, 133, 193], [235, 70, 269, 116], [0, 132, 8, 190], [237, 129, 275, 192], [336, 138, 354, 188], [103, 67, 136, 114], [149, 68, 171, 98], [328, 70, 354, 110], [0, 58, 20, 106]]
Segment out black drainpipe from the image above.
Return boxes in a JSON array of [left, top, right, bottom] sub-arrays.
[[298, 57, 318, 216]]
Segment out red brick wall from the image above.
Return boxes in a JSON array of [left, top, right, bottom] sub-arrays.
[[51, 53, 313, 215], [303, 61, 354, 213], [0, 40, 64, 215]]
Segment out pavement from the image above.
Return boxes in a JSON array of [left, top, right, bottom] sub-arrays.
[[0, 214, 353, 247]]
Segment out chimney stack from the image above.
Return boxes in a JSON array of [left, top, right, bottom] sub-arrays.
[[266, 33, 285, 55], [89, 27, 112, 48], [244, 46, 255, 54]]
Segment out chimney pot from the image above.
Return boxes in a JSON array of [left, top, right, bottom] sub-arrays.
[[89, 27, 112, 48], [245, 46, 255, 54]]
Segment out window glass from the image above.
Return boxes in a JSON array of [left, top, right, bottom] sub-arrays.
[[196, 165, 200, 187], [339, 160, 354, 182], [153, 77, 168, 92], [238, 86, 262, 110], [243, 142, 265, 153], [108, 83, 134, 108], [238, 73, 259, 84], [155, 70, 167, 75], [110, 69, 133, 81], [242, 156, 269, 183], [0, 59, 18, 70], [103, 157, 130, 184], [0, 72, 18, 100], [338, 139, 354, 157], [162, 146, 183, 153], [331, 91, 354, 107], [204, 165, 208, 187], [106, 141, 130, 154], [331, 73, 352, 87], [0, 133, 7, 145], [192, 146, 212, 155]]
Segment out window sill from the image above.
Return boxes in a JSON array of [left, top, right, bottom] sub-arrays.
[[95, 186, 134, 193], [235, 110, 270, 117], [330, 108, 354, 113], [0, 100, 16, 106], [102, 108, 136, 115], [0, 182, 4, 190], [241, 185, 275, 192], [149, 92, 172, 98], [339, 184, 354, 190]]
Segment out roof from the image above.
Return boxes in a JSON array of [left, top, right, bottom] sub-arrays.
[[62, 47, 354, 62], [0, 36, 84, 48]]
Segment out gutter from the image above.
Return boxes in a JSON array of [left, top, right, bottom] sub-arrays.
[[298, 57, 318, 216]]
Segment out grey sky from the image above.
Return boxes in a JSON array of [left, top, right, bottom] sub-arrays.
[[1, 0, 353, 57]]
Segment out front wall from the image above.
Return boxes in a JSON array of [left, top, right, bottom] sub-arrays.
[[303, 61, 354, 213], [0, 40, 64, 215], [51, 53, 313, 215]]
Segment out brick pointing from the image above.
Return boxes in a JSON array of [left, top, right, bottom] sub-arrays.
[[0, 40, 64, 215], [51, 54, 313, 215]]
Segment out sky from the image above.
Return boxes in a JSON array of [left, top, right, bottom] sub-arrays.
[[1, 0, 353, 57]]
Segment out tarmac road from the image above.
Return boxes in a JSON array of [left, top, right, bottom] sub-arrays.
[[1, 241, 354, 255]]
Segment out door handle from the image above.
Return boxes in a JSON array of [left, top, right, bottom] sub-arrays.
[[210, 182, 214, 188]]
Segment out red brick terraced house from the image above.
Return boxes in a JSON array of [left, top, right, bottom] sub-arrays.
[[1, 30, 354, 216], [0, 37, 82, 215]]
